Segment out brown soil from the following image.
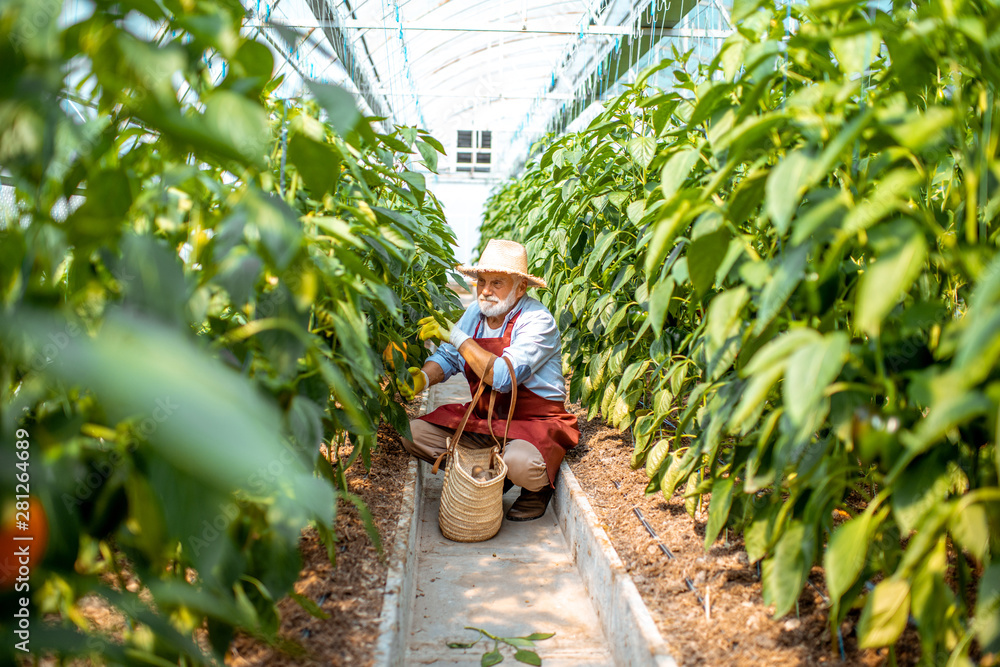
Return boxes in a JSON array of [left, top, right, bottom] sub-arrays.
[[563, 402, 923, 667], [227, 404, 415, 667], [35, 402, 415, 667], [51, 391, 932, 667]]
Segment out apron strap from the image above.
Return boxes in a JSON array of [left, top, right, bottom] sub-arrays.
[[431, 352, 497, 475]]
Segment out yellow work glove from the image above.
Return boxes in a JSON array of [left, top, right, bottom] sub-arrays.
[[397, 367, 428, 401], [417, 315, 455, 345]]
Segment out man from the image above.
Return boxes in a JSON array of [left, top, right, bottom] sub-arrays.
[[398, 239, 579, 521]]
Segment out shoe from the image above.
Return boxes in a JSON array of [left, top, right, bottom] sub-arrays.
[[505, 486, 553, 522]]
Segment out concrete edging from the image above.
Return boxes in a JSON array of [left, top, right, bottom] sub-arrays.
[[553, 461, 678, 667], [373, 399, 677, 667], [373, 390, 430, 667], [372, 457, 421, 667], [373, 379, 458, 666]]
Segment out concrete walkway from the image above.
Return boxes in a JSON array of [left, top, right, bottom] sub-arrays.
[[404, 374, 615, 666]]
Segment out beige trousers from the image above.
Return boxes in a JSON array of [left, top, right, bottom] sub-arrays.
[[400, 419, 549, 492]]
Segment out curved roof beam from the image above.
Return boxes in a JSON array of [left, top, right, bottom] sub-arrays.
[[301, 0, 394, 122]]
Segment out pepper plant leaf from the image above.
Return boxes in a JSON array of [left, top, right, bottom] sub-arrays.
[[858, 579, 912, 648]]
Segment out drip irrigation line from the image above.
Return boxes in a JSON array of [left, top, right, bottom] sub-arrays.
[[300, 592, 330, 638], [807, 578, 829, 604], [611, 480, 704, 606], [612, 479, 850, 663], [806, 576, 846, 661], [633, 506, 674, 559]]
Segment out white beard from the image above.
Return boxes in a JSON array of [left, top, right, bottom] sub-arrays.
[[479, 289, 520, 319]]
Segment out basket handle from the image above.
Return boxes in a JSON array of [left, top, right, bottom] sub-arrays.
[[487, 356, 518, 470], [431, 353, 496, 475], [487, 355, 518, 447]]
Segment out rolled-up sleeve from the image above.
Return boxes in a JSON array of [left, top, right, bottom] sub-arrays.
[[490, 309, 560, 393], [426, 342, 462, 378]]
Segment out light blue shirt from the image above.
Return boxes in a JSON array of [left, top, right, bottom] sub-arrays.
[[426, 295, 567, 402]]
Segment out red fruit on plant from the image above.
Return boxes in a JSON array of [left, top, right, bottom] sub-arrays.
[[0, 496, 49, 590]]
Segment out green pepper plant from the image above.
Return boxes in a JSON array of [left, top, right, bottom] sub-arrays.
[[482, 0, 1000, 660], [0, 0, 458, 662]]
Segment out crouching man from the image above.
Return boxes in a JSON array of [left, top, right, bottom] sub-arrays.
[[399, 239, 579, 521]]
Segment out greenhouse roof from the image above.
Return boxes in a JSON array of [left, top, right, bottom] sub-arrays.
[[245, 0, 733, 178]]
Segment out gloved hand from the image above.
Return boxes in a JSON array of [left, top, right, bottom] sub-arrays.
[[397, 366, 428, 400], [417, 315, 455, 344]]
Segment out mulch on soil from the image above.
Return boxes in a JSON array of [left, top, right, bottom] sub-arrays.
[[564, 402, 922, 667], [62, 390, 927, 667], [228, 404, 416, 667], [232, 395, 926, 667], [40, 406, 415, 667]]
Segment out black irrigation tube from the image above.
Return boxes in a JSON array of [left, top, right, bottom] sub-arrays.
[[807, 580, 847, 662], [301, 592, 331, 638], [615, 481, 852, 662], [611, 480, 705, 607]]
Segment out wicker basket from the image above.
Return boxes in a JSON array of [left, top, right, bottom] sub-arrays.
[[438, 440, 508, 542], [434, 354, 518, 543]]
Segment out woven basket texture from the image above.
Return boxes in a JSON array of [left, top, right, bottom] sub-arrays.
[[438, 442, 508, 542]]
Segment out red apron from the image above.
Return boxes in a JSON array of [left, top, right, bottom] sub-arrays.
[[420, 309, 579, 487]]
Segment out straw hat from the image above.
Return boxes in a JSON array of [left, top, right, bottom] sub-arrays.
[[457, 239, 547, 289]]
